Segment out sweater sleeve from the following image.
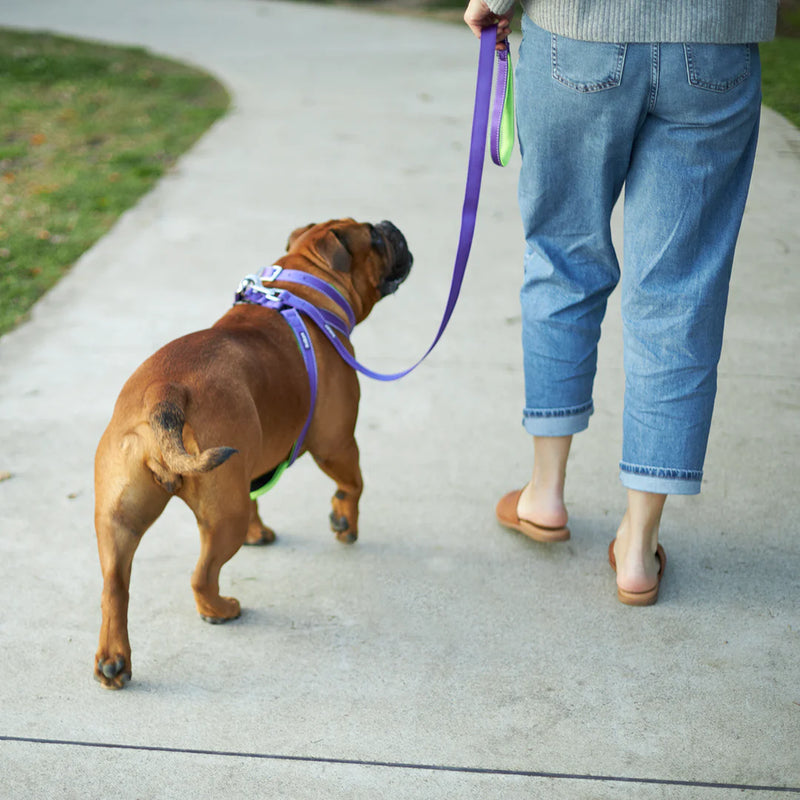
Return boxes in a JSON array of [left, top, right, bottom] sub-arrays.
[[485, 0, 517, 15]]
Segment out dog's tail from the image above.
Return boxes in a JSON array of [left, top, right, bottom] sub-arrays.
[[145, 385, 237, 485]]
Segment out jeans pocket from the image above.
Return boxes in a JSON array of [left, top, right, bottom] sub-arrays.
[[684, 43, 752, 92], [551, 35, 627, 93]]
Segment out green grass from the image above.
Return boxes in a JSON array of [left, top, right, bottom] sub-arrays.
[[760, 37, 800, 128], [0, 29, 229, 335]]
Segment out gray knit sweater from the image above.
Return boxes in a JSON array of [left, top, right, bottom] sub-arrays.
[[485, 0, 779, 42]]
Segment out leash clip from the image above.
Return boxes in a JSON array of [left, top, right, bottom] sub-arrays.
[[235, 274, 285, 305], [236, 274, 259, 294], [235, 274, 258, 303]]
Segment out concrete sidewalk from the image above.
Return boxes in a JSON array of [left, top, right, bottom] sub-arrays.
[[1, 1, 798, 796]]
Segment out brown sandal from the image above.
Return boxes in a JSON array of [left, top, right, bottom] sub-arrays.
[[608, 539, 666, 606], [495, 490, 570, 543]]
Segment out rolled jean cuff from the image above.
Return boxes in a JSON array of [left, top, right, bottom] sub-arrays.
[[522, 401, 593, 437], [619, 462, 702, 495]]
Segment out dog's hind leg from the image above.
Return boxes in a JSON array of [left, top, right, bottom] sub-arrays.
[[95, 515, 148, 689], [188, 482, 250, 623], [94, 434, 170, 689]]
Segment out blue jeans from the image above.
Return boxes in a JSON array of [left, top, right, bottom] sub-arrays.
[[515, 17, 762, 495]]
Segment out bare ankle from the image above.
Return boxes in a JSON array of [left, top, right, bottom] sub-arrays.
[[518, 481, 568, 528], [613, 492, 667, 592], [518, 435, 572, 527]]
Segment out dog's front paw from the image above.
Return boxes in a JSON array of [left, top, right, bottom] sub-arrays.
[[330, 511, 358, 544], [330, 489, 359, 543], [94, 653, 132, 690]]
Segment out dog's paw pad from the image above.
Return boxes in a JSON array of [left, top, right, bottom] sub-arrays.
[[95, 657, 131, 688], [199, 602, 241, 625], [330, 512, 357, 542], [98, 656, 125, 679], [329, 512, 348, 532], [200, 611, 242, 624], [244, 528, 276, 546], [329, 512, 349, 533], [200, 614, 229, 624]]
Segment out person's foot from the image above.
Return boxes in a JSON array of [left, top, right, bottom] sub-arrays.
[[516, 481, 568, 530], [495, 487, 570, 543], [609, 504, 666, 604], [497, 435, 571, 542], [609, 538, 665, 605]]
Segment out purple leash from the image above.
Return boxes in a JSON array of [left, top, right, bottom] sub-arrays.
[[352, 24, 506, 380], [290, 25, 510, 383], [235, 26, 509, 469]]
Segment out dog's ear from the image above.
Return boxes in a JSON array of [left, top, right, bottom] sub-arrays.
[[286, 223, 316, 252], [324, 229, 354, 273], [301, 227, 352, 273]]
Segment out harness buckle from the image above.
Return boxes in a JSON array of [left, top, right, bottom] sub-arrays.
[[236, 275, 285, 305], [263, 265, 283, 282], [262, 287, 284, 302], [236, 274, 260, 295]]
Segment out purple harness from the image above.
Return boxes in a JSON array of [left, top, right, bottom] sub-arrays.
[[234, 265, 355, 474], [235, 27, 508, 493]]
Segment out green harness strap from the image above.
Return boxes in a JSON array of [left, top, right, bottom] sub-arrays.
[[249, 456, 291, 500]]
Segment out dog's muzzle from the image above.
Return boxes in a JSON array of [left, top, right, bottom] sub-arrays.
[[375, 220, 413, 297]]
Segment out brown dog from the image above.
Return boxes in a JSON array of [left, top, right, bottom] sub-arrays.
[[93, 218, 412, 689]]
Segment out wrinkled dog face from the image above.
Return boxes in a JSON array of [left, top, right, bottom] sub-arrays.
[[370, 220, 413, 297], [287, 218, 413, 317]]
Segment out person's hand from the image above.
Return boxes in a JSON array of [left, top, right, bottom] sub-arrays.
[[463, 0, 514, 49]]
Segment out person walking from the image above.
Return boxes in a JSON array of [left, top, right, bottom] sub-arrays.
[[464, 0, 779, 604]]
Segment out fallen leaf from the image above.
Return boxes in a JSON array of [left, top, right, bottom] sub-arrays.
[[0, 471, 12, 483]]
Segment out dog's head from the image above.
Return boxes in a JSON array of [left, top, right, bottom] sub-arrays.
[[285, 218, 413, 322]]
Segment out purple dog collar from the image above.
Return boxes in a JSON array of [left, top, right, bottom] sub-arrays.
[[260, 265, 356, 331]]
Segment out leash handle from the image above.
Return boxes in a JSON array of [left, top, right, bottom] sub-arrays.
[[490, 42, 515, 166]]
